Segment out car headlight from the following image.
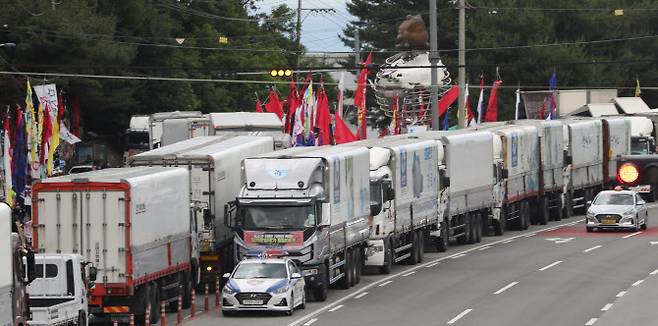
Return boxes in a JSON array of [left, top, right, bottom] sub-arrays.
[[622, 209, 635, 218], [586, 211, 596, 218], [222, 286, 236, 295], [273, 285, 290, 294]]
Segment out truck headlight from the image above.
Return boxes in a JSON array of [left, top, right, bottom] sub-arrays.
[[273, 285, 290, 294]]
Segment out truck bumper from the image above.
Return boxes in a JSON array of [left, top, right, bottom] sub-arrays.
[[365, 239, 385, 267]]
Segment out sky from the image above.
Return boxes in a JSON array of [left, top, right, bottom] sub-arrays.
[[257, 0, 354, 52]]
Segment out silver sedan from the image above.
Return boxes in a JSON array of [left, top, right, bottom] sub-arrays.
[[586, 189, 648, 232]]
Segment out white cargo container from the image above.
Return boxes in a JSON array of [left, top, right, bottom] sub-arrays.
[[209, 112, 291, 149], [228, 145, 371, 301], [128, 135, 275, 284], [412, 130, 495, 246], [148, 111, 205, 149], [601, 117, 631, 184], [160, 117, 212, 147], [562, 119, 604, 216], [32, 167, 193, 324], [354, 137, 439, 273]]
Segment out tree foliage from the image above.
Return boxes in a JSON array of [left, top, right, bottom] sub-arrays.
[[343, 0, 658, 123], [0, 0, 299, 136]]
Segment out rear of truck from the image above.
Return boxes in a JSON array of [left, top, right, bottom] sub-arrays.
[[230, 146, 370, 300], [160, 117, 212, 147], [32, 167, 191, 323], [563, 120, 604, 216]]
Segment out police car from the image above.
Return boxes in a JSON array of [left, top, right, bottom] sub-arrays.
[[221, 251, 306, 316]]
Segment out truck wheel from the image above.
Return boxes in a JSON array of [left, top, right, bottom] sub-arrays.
[[456, 215, 468, 244], [523, 201, 531, 230], [354, 247, 362, 284], [181, 270, 192, 309], [563, 193, 572, 218], [338, 251, 352, 289], [435, 224, 448, 252], [417, 230, 424, 263], [551, 195, 563, 221], [406, 231, 420, 264], [349, 249, 357, 287], [150, 283, 161, 324], [467, 213, 477, 244], [475, 214, 483, 243], [481, 211, 490, 237], [539, 197, 549, 225], [314, 263, 329, 301], [77, 311, 86, 326], [379, 240, 393, 274], [494, 207, 505, 236]]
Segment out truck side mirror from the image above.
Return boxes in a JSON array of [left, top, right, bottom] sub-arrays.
[[564, 153, 573, 165], [441, 176, 450, 187], [88, 266, 98, 282], [224, 201, 237, 227], [22, 250, 36, 284], [321, 203, 331, 226], [500, 169, 508, 179], [385, 187, 395, 201]]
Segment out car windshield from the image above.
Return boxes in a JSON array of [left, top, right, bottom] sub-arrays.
[[233, 263, 287, 279], [593, 193, 634, 205], [239, 205, 316, 230]]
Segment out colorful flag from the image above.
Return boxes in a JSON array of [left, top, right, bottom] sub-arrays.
[[417, 89, 425, 122], [635, 78, 641, 97], [546, 70, 557, 120], [315, 87, 331, 145], [485, 80, 502, 122], [302, 80, 314, 138], [264, 88, 284, 119], [442, 109, 449, 130], [12, 105, 27, 198], [355, 53, 372, 139], [47, 93, 63, 176], [515, 88, 521, 120], [40, 102, 53, 166], [255, 95, 263, 113], [333, 112, 356, 144], [438, 85, 459, 116], [59, 123, 81, 144], [464, 83, 475, 126], [24, 80, 37, 166], [285, 78, 298, 134], [3, 110, 13, 207], [476, 76, 485, 124]]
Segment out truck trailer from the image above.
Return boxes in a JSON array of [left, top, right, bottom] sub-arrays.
[[128, 135, 275, 286], [353, 137, 439, 273], [32, 167, 193, 324], [226, 145, 371, 301]]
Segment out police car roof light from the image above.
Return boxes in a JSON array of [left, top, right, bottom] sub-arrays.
[[264, 249, 288, 258]]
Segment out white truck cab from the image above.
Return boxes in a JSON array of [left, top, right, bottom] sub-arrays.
[[27, 254, 97, 326]]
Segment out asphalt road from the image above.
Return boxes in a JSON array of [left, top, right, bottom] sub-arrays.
[[143, 205, 658, 326]]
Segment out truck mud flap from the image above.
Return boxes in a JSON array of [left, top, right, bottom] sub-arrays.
[[365, 240, 385, 267]]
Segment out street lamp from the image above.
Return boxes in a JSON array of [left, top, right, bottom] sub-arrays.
[[0, 43, 16, 48]]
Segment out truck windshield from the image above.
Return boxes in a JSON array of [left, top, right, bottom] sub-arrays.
[[593, 193, 634, 205], [370, 182, 383, 216], [239, 205, 316, 230], [631, 139, 650, 155], [233, 263, 287, 279]]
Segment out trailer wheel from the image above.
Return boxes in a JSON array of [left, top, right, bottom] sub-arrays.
[[313, 263, 329, 301], [150, 283, 161, 324], [475, 214, 483, 243], [379, 240, 394, 274], [349, 249, 357, 287], [563, 192, 573, 218], [77, 311, 86, 326], [551, 195, 563, 221], [480, 211, 490, 237], [435, 223, 448, 252], [406, 231, 420, 264], [523, 201, 531, 230], [457, 215, 468, 244], [539, 197, 549, 225], [181, 270, 193, 309], [467, 213, 477, 244], [417, 230, 424, 263], [338, 250, 352, 289], [354, 247, 362, 284]]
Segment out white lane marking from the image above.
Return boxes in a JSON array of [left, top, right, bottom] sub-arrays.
[[493, 281, 519, 295], [402, 271, 416, 277], [287, 219, 585, 326], [378, 280, 393, 287], [622, 231, 642, 239], [524, 233, 536, 238], [555, 237, 575, 244], [601, 303, 613, 311], [585, 317, 598, 325], [632, 280, 644, 287], [452, 253, 466, 259], [303, 318, 318, 326], [538, 260, 563, 271], [478, 246, 492, 251], [616, 291, 626, 298], [328, 305, 344, 312], [502, 239, 515, 244], [426, 262, 440, 268], [650, 269, 658, 276], [650, 241, 658, 245], [354, 292, 368, 299], [447, 308, 473, 324], [583, 245, 602, 253]]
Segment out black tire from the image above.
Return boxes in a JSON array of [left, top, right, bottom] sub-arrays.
[[286, 294, 294, 316], [563, 192, 573, 218], [481, 211, 490, 237], [181, 270, 192, 309], [552, 195, 563, 221], [539, 197, 549, 225], [494, 206, 505, 236], [586, 227, 594, 233], [338, 251, 352, 289], [151, 283, 161, 324], [456, 215, 468, 244], [436, 223, 449, 252], [379, 240, 393, 274], [349, 249, 357, 287], [299, 292, 306, 310], [475, 214, 483, 243], [407, 231, 420, 265], [77, 311, 86, 326], [314, 263, 329, 301], [222, 310, 234, 317], [467, 213, 477, 244], [514, 203, 524, 231], [417, 230, 425, 263], [354, 247, 362, 284], [524, 201, 531, 230]]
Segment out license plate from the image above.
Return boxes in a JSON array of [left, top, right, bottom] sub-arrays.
[[242, 300, 263, 305], [602, 219, 616, 225]]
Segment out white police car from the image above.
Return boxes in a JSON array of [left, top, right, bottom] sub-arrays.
[[221, 251, 306, 316]]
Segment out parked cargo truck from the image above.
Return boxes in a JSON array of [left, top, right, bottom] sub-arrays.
[[226, 146, 371, 301], [32, 168, 194, 324], [354, 137, 439, 273], [128, 135, 275, 286], [1, 203, 35, 326]]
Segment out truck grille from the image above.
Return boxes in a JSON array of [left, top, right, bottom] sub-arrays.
[[596, 214, 622, 223], [235, 293, 272, 305]]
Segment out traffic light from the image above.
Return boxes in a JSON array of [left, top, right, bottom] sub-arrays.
[[270, 68, 293, 78]]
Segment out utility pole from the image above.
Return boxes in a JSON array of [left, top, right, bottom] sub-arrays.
[[429, 0, 439, 130], [296, 0, 303, 68], [457, 0, 466, 128], [354, 30, 361, 66]]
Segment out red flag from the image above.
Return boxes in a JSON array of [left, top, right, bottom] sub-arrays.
[[264, 89, 284, 119], [255, 96, 263, 113], [71, 96, 80, 137], [333, 113, 356, 144], [355, 53, 372, 139], [438, 85, 459, 116], [417, 89, 425, 121], [485, 80, 502, 122], [285, 79, 298, 134], [40, 103, 52, 164], [315, 88, 331, 145]]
